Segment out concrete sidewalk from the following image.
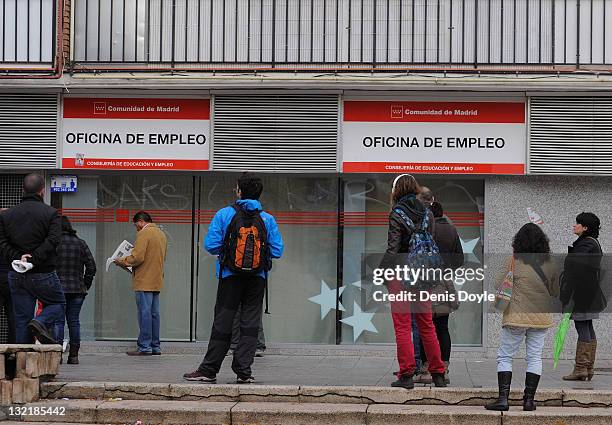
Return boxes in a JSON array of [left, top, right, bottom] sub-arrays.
[[56, 352, 612, 390]]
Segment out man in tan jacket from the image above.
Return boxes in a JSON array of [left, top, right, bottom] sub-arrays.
[[115, 211, 167, 356]]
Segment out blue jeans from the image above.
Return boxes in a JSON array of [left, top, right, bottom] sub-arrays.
[[56, 294, 85, 344], [497, 326, 547, 375], [8, 271, 65, 344], [412, 313, 423, 370], [135, 291, 160, 353]]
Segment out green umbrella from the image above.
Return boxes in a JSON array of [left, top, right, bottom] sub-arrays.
[[553, 312, 572, 369]]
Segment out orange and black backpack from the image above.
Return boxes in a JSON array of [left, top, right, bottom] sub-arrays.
[[220, 204, 272, 275]]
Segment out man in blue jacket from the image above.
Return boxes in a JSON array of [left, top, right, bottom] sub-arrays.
[[184, 172, 283, 384]]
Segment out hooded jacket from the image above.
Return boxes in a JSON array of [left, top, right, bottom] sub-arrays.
[[380, 195, 436, 270], [205, 199, 284, 279]]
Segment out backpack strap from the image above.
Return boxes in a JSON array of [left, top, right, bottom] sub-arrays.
[[421, 210, 430, 232], [219, 204, 242, 277], [393, 207, 416, 231], [529, 262, 548, 286], [264, 277, 270, 314], [394, 207, 429, 232]]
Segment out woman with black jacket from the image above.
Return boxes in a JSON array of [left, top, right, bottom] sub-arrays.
[[382, 174, 446, 389], [56, 216, 96, 364], [561, 212, 604, 381]]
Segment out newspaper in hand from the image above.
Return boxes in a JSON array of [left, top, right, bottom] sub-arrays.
[[106, 240, 134, 273]]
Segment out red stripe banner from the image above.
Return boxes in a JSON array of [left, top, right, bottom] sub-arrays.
[[62, 158, 209, 171], [59, 209, 483, 228], [343, 162, 525, 175]]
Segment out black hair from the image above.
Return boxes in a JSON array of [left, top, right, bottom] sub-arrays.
[[61, 216, 76, 234], [23, 173, 44, 194], [430, 201, 444, 218], [512, 223, 551, 264], [576, 212, 600, 239], [237, 172, 263, 200], [133, 211, 153, 223]]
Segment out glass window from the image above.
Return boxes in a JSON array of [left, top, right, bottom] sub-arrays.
[[196, 174, 338, 344], [341, 175, 484, 345], [55, 172, 483, 347], [61, 174, 194, 341]]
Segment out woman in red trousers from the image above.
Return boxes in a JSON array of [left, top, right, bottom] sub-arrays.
[[382, 174, 447, 389]]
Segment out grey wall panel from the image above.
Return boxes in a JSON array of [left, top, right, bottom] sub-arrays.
[[530, 97, 612, 175], [213, 95, 339, 172], [485, 175, 612, 360], [0, 94, 58, 169]]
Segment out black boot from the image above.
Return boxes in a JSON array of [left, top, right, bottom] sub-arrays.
[[391, 374, 414, 389], [431, 373, 447, 387], [485, 371, 512, 411], [523, 372, 540, 411], [67, 343, 80, 365]]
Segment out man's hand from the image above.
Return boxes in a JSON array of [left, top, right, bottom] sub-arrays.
[[21, 254, 32, 263], [114, 257, 125, 266]]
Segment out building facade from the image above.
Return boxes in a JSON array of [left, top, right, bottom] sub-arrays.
[[1, 0, 611, 358]]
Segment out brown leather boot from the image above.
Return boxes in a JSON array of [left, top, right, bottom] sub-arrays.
[[414, 362, 432, 384], [587, 340, 597, 381], [67, 343, 80, 365], [562, 341, 590, 381]]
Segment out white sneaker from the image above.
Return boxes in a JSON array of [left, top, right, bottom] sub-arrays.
[[236, 376, 255, 384]]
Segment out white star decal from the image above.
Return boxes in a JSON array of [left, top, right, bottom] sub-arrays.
[[340, 302, 378, 341], [308, 280, 345, 320], [460, 237, 480, 261], [349, 280, 362, 289]]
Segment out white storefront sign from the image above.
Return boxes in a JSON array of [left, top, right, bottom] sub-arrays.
[[342, 100, 526, 174], [61, 97, 210, 170]]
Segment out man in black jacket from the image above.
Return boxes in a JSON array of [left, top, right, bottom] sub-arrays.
[[0, 259, 15, 343], [0, 174, 64, 344]]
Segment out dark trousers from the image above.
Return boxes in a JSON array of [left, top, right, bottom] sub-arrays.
[[0, 279, 15, 343], [56, 294, 86, 344], [575, 320, 596, 342], [420, 314, 451, 363], [8, 271, 65, 344], [198, 275, 265, 379], [230, 304, 266, 351]]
